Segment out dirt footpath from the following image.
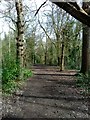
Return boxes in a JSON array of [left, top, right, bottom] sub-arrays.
[[2, 66, 89, 119]]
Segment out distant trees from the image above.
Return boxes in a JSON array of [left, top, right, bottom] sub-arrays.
[[51, 1, 90, 75], [26, 32, 36, 66], [1, 32, 18, 89], [0, 0, 90, 93], [37, 3, 82, 70], [1, 0, 89, 75]]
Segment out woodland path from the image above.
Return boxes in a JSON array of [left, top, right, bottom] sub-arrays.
[[2, 66, 89, 119]]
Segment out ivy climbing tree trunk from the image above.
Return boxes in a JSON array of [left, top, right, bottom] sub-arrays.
[[15, 0, 25, 79]]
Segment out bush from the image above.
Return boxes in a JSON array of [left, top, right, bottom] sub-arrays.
[[22, 68, 33, 80], [2, 80, 18, 93], [76, 73, 90, 94], [2, 54, 18, 84], [2, 54, 33, 94]]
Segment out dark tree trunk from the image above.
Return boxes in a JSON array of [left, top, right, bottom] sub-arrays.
[[33, 54, 36, 64], [88, 28, 90, 76], [80, 25, 89, 74], [45, 52, 47, 65], [80, 2, 90, 75], [57, 57, 60, 66]]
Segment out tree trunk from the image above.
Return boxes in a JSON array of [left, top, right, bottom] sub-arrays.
[[60, 42, 64, 71], [49, 42, 53, 65], [15, 0, 25, 79], [80, 25, 90, 75], [44, 37, 47, 65], [45, 52, 47, 65], [88, 27, 90, 76], [81, 2, 90, 75], [33, 54, 36, 64], [56, 40, 60, 66]]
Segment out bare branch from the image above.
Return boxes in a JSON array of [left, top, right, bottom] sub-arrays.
[[38, 19, 56, 48], [9, 24, 16, 32], [35, 0, 48, 16]]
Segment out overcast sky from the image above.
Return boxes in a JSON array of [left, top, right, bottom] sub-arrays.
[[0, 0, 47, 38], [0, 0, 82, 38]]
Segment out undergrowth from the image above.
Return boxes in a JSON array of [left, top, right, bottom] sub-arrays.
[[2, 68, 33, 94], [0, 53, 32, 94], [2, 54, 33, 94], [76, 73, 90, 95]]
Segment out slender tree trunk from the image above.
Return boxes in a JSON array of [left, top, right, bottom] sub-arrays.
[[8, 35, 11, 55], [49, 42, 53, 65], [60, 42, 64, 71], [15, 0, 24, 79], [57, 40, 60, 66], [45, 52, 47, 65], [57, 56, 60, 66], [44, 37, 47, 65], [33, 54, 36, 64]]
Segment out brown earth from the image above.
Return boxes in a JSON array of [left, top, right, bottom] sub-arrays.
[[2, 66, 89, 119]]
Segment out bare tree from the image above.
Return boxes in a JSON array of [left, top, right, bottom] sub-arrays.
[[38, 4, 72, 70], [50, 1, 90, 74]]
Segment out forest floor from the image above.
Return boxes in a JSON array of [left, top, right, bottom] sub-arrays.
[[2, 65, 89, 119]]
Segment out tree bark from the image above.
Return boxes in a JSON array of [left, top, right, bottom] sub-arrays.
[[80, 25, 90, 74], [15, 0, 25, 79], [80, 2, 90, 75]]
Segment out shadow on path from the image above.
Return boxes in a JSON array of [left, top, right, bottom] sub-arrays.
[[2, 66, 89, 118]]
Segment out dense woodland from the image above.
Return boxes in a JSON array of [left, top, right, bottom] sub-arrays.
[[0, 0, 90, 93]]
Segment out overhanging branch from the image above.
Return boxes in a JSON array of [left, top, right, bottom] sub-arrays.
[[52, 2, 90, 27], [35, 1, 90, 27]]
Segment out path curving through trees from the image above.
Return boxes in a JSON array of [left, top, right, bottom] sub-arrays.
[[2, 66, 89, 119]]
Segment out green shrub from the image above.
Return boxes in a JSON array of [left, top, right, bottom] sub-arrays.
[[2, 80, 18, 93], [2, 54, 18, 84], [2, 54, 33, 94], [76, 73, 90, 94], [22, 68, 33, 80]]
